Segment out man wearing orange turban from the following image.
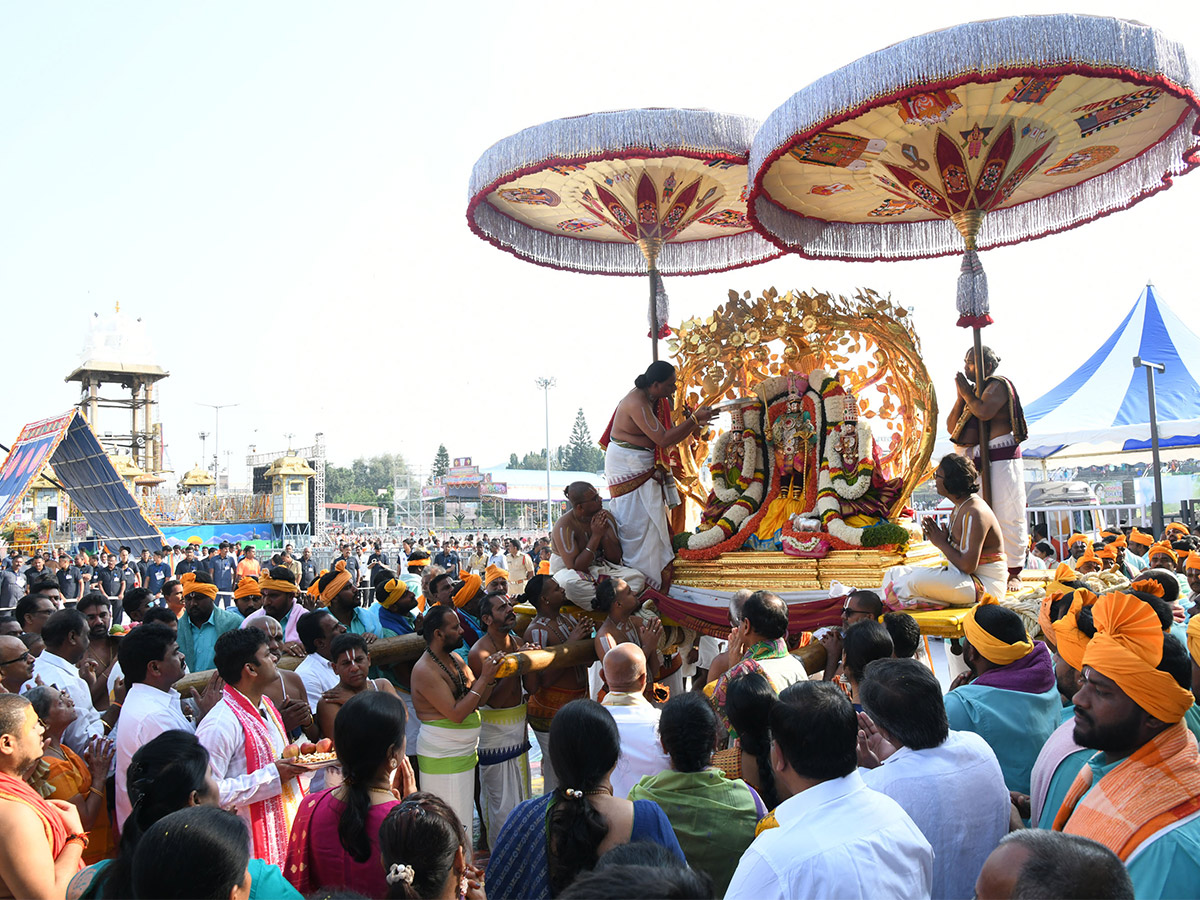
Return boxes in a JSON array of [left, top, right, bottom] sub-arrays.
[[1148, 541, 1178, 571], [240, 565, 305, 654], [946, 601, 1060, 796], [1064, 533, 1090, 569], [1053, 593, 1199, 897], [1185, 551, 1200, 612], [1030, 591, 1098, 828], [232, 575, 263, 618], [177, 570, 243, 672], [1074, 545, 1102, 576]]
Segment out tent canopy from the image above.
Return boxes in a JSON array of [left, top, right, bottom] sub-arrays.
[[1021, 285, 1200, 459]]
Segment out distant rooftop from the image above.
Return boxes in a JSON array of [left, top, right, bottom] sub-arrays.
[[64, 303, 168, 383]]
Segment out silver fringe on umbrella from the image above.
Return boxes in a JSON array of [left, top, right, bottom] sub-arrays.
[[468, 108, 782, 276], [749, 14, 1200, 261]]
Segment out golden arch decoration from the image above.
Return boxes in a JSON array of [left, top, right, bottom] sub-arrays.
[[669, 286, 937, 521]]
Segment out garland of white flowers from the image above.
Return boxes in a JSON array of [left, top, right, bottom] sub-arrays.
[[782, 531, 829, 554], [709, 429, 758, 504], [825, 420, 875, 501], [685, 427, 770, 550]]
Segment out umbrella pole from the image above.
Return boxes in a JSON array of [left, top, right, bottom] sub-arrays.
[[638, 237, 664, 363], [973, 324, 992, 506], [649, 268, 659, 362]]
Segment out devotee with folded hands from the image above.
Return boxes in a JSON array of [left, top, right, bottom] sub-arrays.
[[856, 658, 1009, 900]]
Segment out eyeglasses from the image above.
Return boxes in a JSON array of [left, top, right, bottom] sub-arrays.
[[842, 605, 872, 617], [0, 652, 34, 666]]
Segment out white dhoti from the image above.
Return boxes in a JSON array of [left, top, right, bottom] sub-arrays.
[[416, 713, 481, 837], [957, 435, 1028, 573], [604, 442, 676, 590], [883, 557, 1009, 609], [478, 704, 531, 837], [549, 555, 646, 610]]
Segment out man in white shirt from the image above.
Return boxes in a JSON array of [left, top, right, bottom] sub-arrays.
[[294, 609, 346, 713], [598, 643, 670, 798], [726, 680, 933, 900], [196, 628, 306, 867], [113, 623, 200, 829], [26, 609, 119, 753], [858, 657, 1010, 900]]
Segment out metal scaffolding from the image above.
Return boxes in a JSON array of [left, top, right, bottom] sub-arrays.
[[245, 433, 326, 543]]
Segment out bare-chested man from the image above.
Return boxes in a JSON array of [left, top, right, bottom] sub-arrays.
[[550, 482, 646, 609], [411, 604, 502, 835], [883, 454, 1008, 609], [602, 360, 715, 590], [469, 594, 534, 844], [947, 345, 1028, 591], [523, 574, 592, 790], [593, 578, 663, 693]]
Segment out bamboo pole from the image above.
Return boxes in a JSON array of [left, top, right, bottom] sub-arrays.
[[174, 633, 830, 693]]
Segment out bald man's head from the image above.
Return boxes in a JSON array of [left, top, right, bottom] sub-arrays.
[[603, 641, 647, 693]]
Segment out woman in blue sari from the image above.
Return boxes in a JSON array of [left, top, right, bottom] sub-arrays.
[[486, 699, 683, 899]]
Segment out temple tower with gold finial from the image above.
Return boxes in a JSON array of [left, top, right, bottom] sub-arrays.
[[65, 303, 169, 476]]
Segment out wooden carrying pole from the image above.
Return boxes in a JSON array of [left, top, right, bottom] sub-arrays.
[[175, 633, 830, 693]]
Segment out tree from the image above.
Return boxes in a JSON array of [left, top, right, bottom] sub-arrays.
[[431, 444, 450, 480], [325, 452, 408, 509], [565, 408, 603, 472]]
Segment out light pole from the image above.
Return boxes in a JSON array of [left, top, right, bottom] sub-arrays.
[[535, 377, 556, 529], [198, 402, 238, 488], [1133, 356, 1166, 535]]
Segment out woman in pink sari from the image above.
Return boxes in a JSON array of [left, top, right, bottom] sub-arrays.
[[284, 691, 416, 898]]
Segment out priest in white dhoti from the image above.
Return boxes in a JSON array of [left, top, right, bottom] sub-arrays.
[[469, 594, 532, 839], [410, 605, 503, 837], [598, 361, 715, 592], [196, 627, 306, 868]]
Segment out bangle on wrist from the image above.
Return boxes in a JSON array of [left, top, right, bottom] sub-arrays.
[[66, 832, 89, 849]]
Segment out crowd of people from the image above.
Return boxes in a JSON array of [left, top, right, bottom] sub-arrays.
[[0, 346, 1199, 900]]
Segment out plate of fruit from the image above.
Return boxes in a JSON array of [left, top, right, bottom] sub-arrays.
[[280, 739, 338, 769]]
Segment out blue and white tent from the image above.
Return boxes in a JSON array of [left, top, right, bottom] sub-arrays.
[[1021, 284, 1200, 460]]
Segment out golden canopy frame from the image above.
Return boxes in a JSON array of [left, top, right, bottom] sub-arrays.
[[669, 286, 937, 521]]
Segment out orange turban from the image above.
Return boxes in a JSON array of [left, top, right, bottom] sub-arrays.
[[1129, 528, 1154, 547], [1052, 562, 1077, 584], [1096, 545, 1117, 561], [1075, 546, 1100, 570], [1106, 534, 1128, 549], [1188, 615, 1200, 664], [307, 569, 329, 600], [1053, 592, 1096, 671], [963, 597, 1034, 666], [1149, 542, 1178, 564], [1165, 522, 1190, 537], [1083, 592, 1194, 724], [180, 572, 218, 600], [1130, 578, 1165, 598], [537, 560, 550, 575], [1067, 533, 1089, 548], [259, 575, 299, 594], [454, 572, 483, 609], [484, 564, 508, 589], [319, 560, 353, 605], [1186, 552, 1200, 572], [1038, 591, 1065, 645], [233, 576, 261, 599], [407, 557, 430, 568]]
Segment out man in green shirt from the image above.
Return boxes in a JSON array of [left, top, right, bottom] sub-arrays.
[[176, 571, 243, 672]]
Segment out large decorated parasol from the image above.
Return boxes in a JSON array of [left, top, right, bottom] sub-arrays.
[[748, 14, 1200, 493], [468, 108, 783, 359]]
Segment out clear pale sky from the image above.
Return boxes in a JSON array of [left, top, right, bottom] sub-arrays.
[[4, 2, 1200, 485]]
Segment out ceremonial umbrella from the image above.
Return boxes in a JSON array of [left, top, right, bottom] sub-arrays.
[[748, 14, 1200, 495], [468, 108, 783, 360]]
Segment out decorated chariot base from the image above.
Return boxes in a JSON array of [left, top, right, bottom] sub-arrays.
[[660, 285, 948, 632]]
